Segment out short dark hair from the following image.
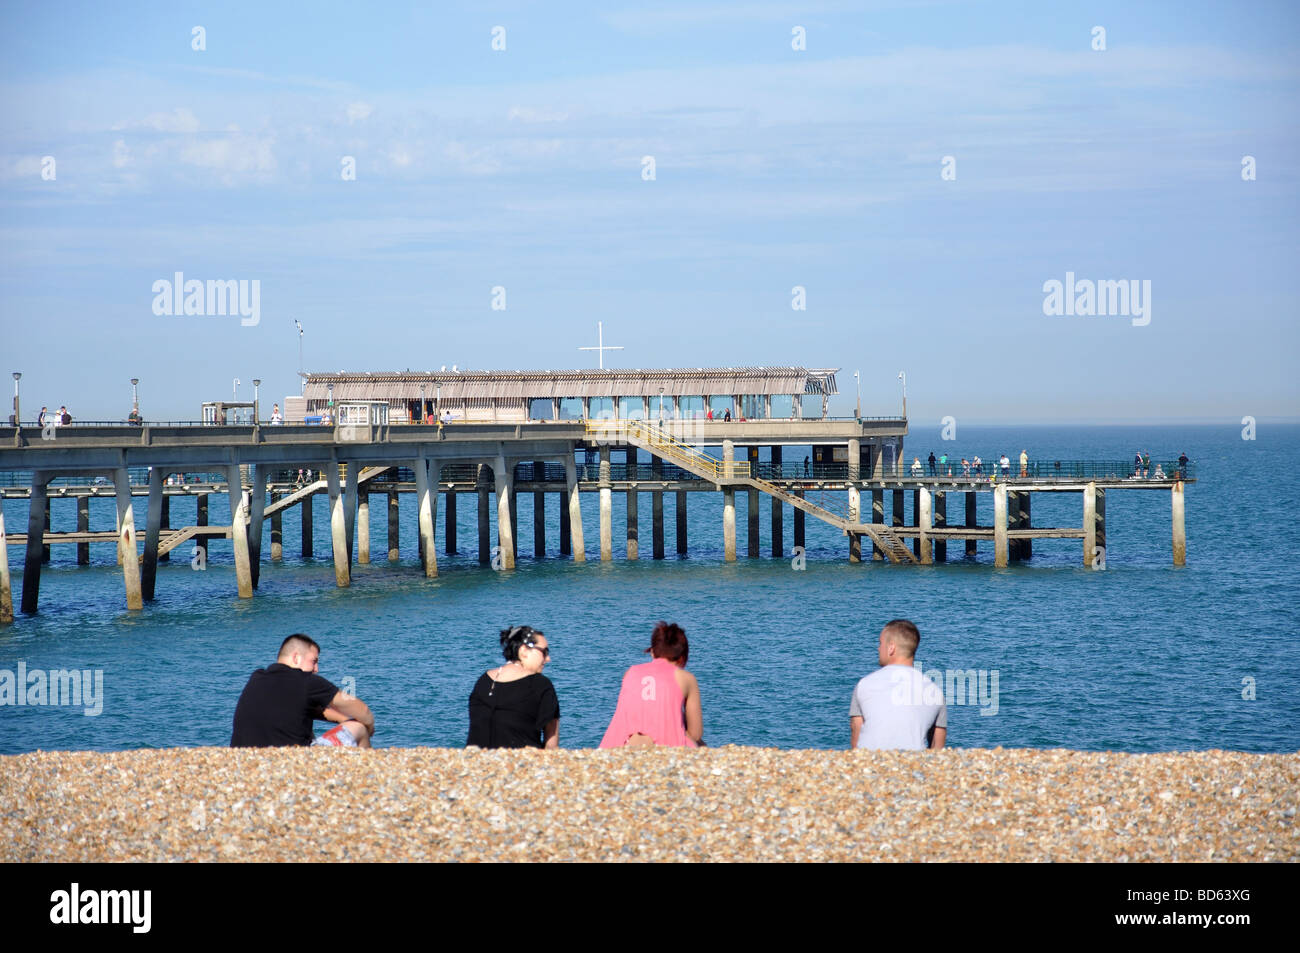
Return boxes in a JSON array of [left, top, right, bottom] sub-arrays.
[[500, 625, 542, 662], [278, 633, 320, 659], [881, 619, 920, 658], [646, 621, 688, 664]]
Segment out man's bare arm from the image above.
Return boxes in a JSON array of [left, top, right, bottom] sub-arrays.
[[929, 726, 946, 750], [328, 691, 374, 733], [850, 715, 862, 749]]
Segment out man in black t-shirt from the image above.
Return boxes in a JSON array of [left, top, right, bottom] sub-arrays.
[[231, 634, 375, 748]]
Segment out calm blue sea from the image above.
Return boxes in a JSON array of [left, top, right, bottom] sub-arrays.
[[2, 424, 1297, 754]]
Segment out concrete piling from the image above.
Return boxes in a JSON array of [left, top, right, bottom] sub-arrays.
[[871, 488, 884, 561], [326, 462, 350, 588], [387, 487, 400, 561], [770, 446, 783, 558], [676, 491, 688, 556], [934, 491, 947, 562], [495, 454, 516, 571], [477, 464, 491, 566], [299, 491, 312, 559], [564, 454, 585, 563], [994, 482, 1008, 569], [270, 491, 282, 561], [77, 495, 90, 565], [141, 467, 163, 600], [627, 488, 639, 561], [357, 488, 370, 564], [0, 496, 13, 624], [599, 447, 612, 562], [446, 485, 458, 555], [248, 465, 266, 589], [115, 468, 144, 609], [918, 486, 933, 565], [159, 493, 171, 563], [793, 491, 805, 551], [1172, 481, 1186, 567], [415, 456, 438, 578], [21, 474, 48, 614], [966, 492, 977, 557]]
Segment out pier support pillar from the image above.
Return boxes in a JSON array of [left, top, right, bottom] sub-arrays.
[[794, 491, 805, 551], [224, 466, 252, 598], [1083, 482, 1104, 569], [298, 492, 311, 559], [771, 446, 783, 558], [627, 488, 639, 560], [534, 490, 546, 559], [326, 463, 350, 588], [1172, 481, 1186, 567], [0, 496, 12, 624], [722, 441, 736, 562], [477, 465, 491, 565], [564, 455, 585, 563], [994, 483, 1008, 568], [676, 491, 688, 556], [652, 456, 665, 560], [387, 487, 400, 561], [652, 491, 664, 560], [848, 484, 862, 563], [415, 456, 439, 578], [446, 485, 458, 555], [44, 496, 51, 564], [495, 454, 516, 571], [892, 490, 904, 535], [935, 491, 947, 562], [966, 492, 977, 557], [248, 466, 267, 589], [116, 468, 143, 609], [871, 489, 884, 561], [508, 476, 518, 560], [77, 496, 90, 565], [918, 486, 933, 565], [142, 467, 163, 600], [21, 474, 49, 614], [848, 439, 860, 481], [270, 491, 282, 561], [159, 494, 171, 563], [723, 489, 737, 561], [357, 489, 370, 564], [343, 463, 358, 566], [747, 488, 760, 558], [559, 488, 571, 556], [598, 448, 612, 562]]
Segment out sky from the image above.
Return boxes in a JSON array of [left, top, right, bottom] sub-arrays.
[[1, 0, 1297, 424]]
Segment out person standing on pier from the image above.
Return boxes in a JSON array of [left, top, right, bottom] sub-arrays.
[[37, 406, 48, 427], [271, 404, 282, 425], [927, 451, 937, 475], [231, 634, 375, 748], [1178, 452, 1189, 479], [1019, 449, 1029, 478], [59, 406, 71, 426], [850, 620, 946, 751]]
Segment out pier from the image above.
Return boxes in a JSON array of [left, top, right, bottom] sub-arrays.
[[0, 367, 1193, 619]]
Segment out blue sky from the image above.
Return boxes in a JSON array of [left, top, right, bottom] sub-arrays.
[[2, 0, 1297, 423]]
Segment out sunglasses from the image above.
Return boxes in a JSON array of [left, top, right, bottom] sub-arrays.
[[523, 640, 550, 659]]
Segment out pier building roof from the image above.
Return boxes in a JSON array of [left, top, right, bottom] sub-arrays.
[[304, 367, 839, 401]]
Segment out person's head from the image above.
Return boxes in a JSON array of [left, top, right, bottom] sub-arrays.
[[278, 633, 321, 673], [877, 619, 920, 667], [500, 624, 550, 673], [646, 620, 689, 667]]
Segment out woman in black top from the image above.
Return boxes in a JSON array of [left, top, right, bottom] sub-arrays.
[[467, 625, 559, 749]]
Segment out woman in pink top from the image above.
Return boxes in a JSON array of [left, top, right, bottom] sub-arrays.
[[599, 622, 704, 748]]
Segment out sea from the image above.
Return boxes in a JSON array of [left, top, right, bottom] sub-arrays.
[[2, 424, 1297, 755]]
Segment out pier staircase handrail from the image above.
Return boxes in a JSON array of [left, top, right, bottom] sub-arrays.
[[263, 465, 391, 517], [593, 420, 917, 564], [584, 421, 751, 482]]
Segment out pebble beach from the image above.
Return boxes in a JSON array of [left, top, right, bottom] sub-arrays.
[[3, 747, 1296, 862]]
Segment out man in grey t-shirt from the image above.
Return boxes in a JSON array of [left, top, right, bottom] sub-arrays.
[[849, 619, 947, 750]]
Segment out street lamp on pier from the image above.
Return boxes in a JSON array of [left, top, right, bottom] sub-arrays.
[[252, 379, 261, 424]]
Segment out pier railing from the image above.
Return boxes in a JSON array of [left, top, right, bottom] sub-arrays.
[[584, 420, 751, 481]]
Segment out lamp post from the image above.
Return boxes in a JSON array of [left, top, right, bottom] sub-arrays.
[[435, 382, 442, 422], [419, 383, 426, 423], [658, 386, 665, 426], [130, 377, 139, 411], [294, 320, 304, 394], [252, 379, 261, 424], [11, 372, 20, 438], [327, 382, 334, 423], [854, 370, 861, 420], [897, 371, 907, 419]]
